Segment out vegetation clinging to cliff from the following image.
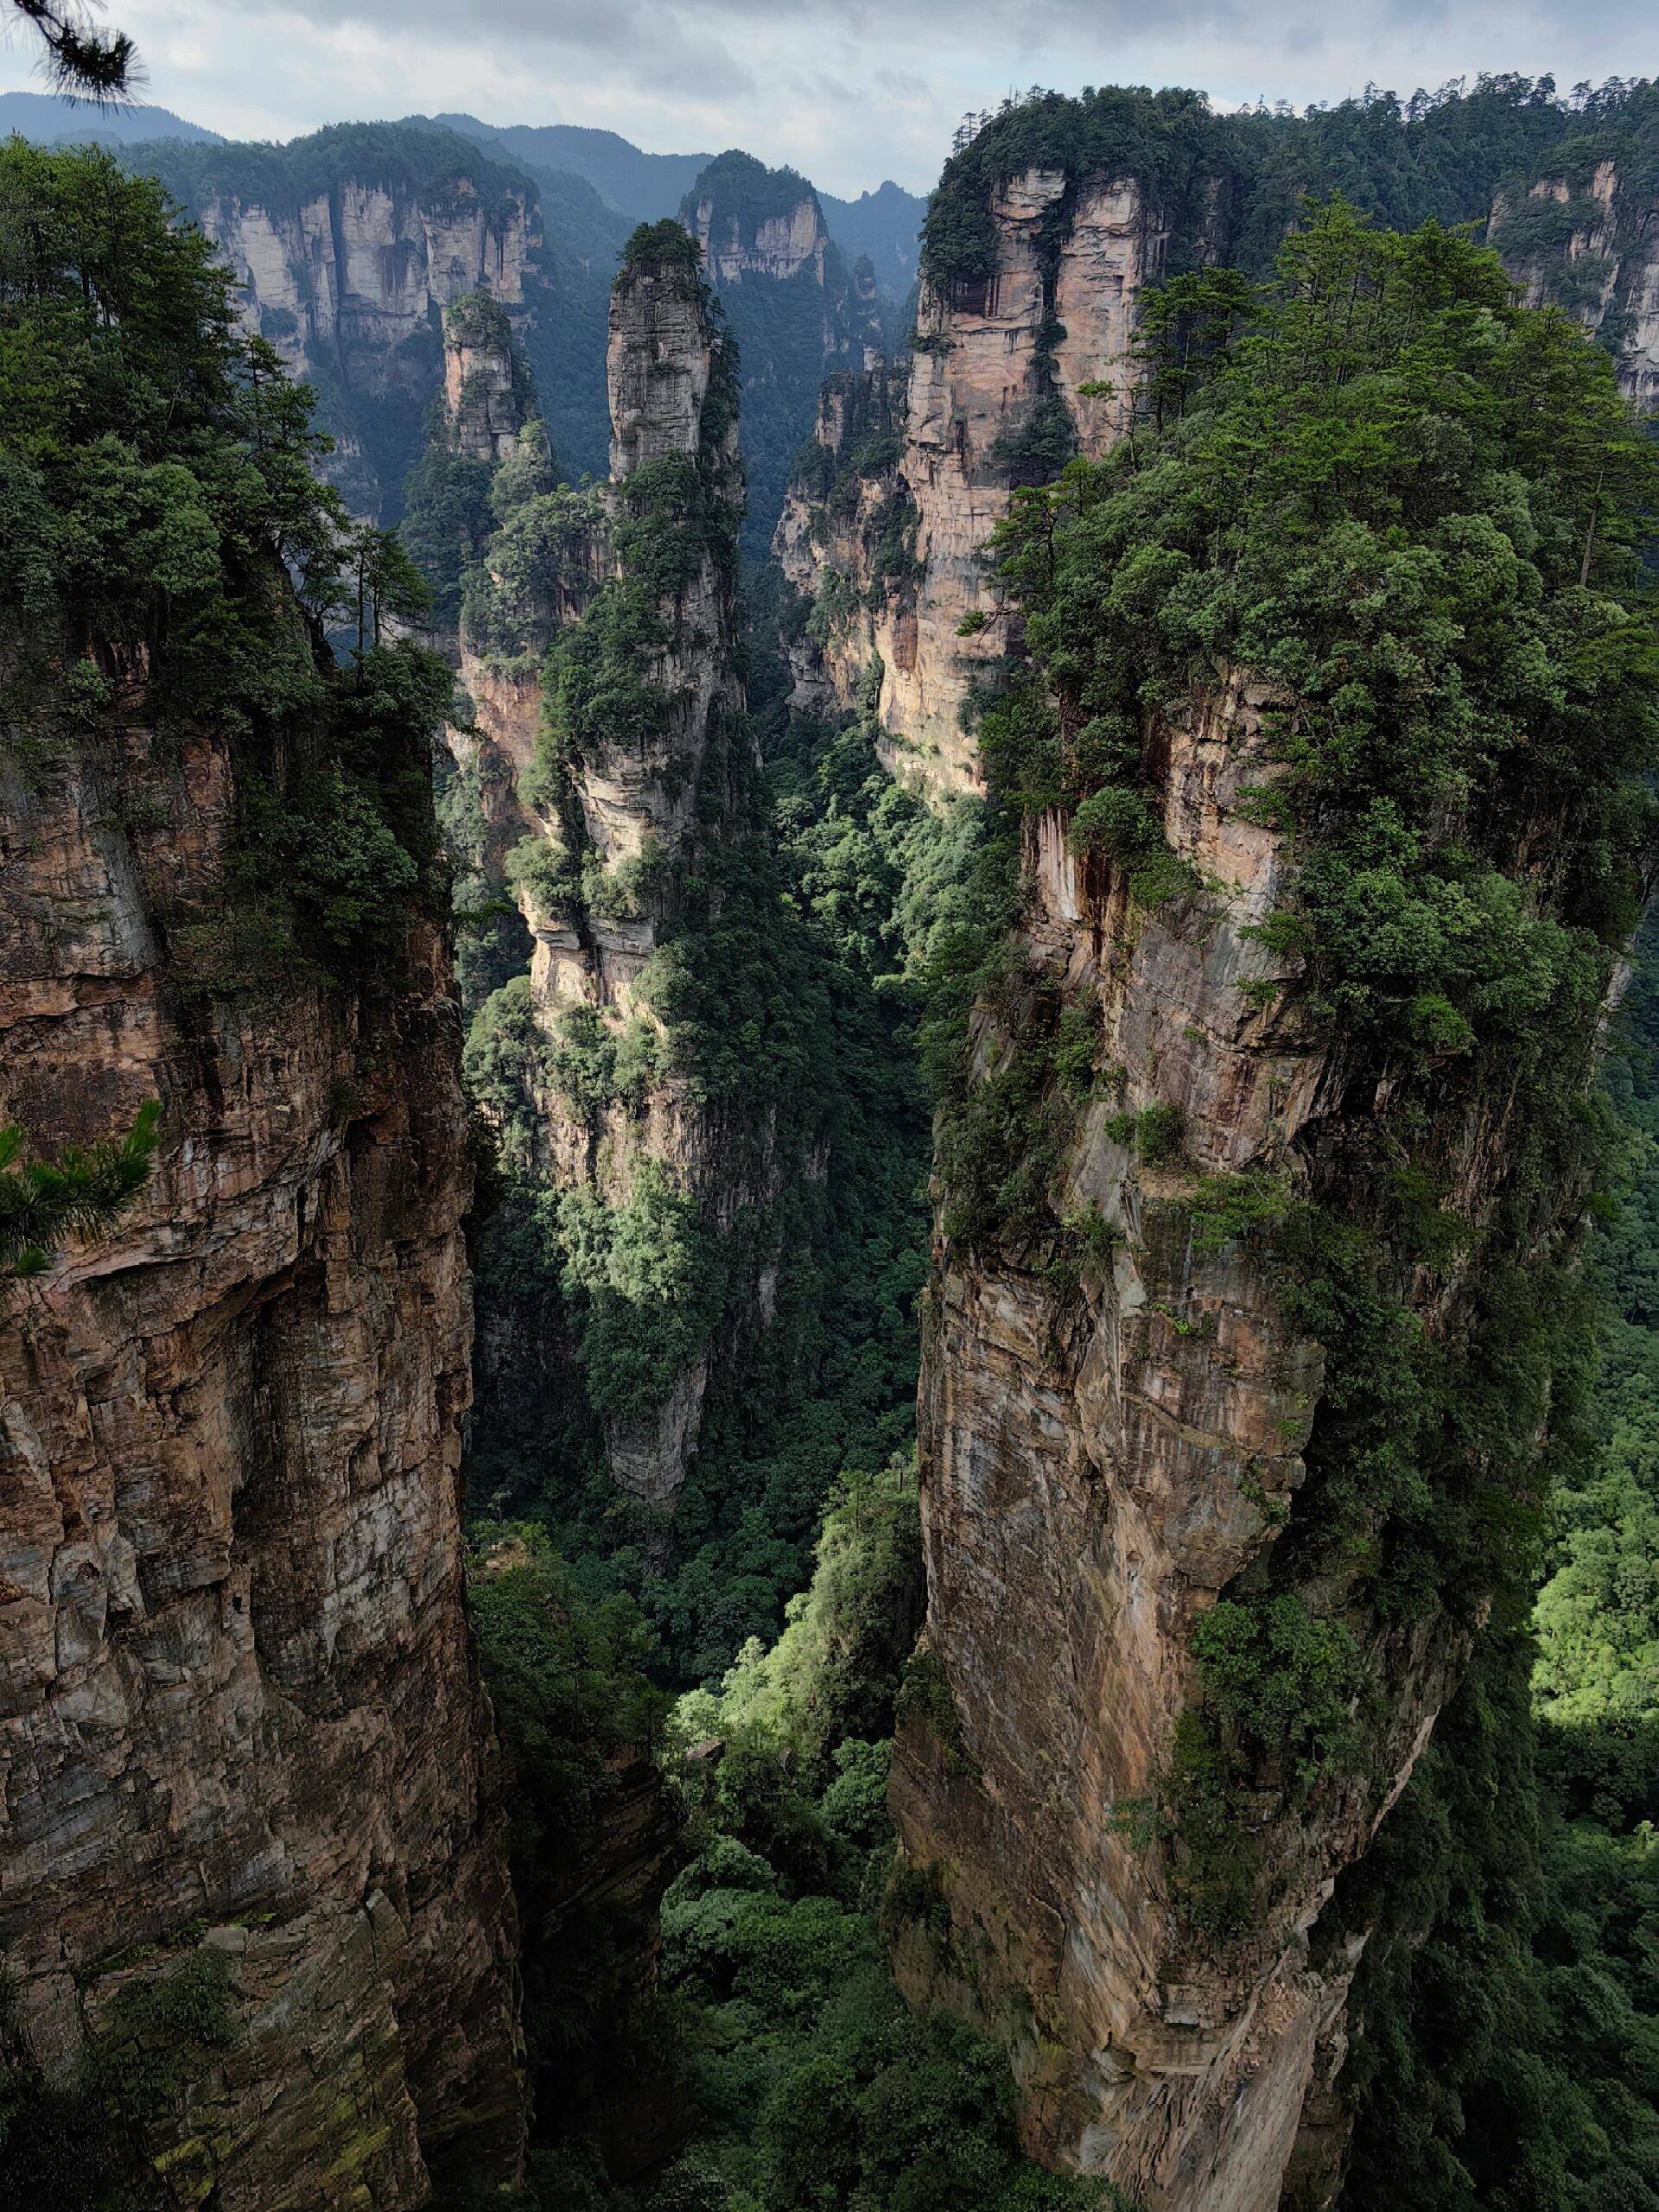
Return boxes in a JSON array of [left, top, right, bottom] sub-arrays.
[[966, 200, 1659, 1941], [1, 139, 454, 987], [920, 75, 1656, 300]]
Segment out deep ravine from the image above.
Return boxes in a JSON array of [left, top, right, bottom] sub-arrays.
[[3, 71, 1658, 2212]]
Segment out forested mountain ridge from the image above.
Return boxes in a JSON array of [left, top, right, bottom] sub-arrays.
[[768, 68, 1659, 2209], [411, 116, 927, 292], [779, 75, 1659, 788], [0, 87, 224, 143]]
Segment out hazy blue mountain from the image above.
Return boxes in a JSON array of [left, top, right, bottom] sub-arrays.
[[429, 114, 712, 220], [0, 89, 224, 145], [817, 179, 925, 290]]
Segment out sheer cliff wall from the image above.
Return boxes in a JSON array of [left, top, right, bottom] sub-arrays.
[[0, 651, 524, 2204]]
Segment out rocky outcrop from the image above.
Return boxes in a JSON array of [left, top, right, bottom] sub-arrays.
[[772, 361, 913, 730], [460, 233, 767, 1510], [1492, 156, 1659, 412], [149, 132, 537, 519], [0, 682, 524, 2196], [690, 183, 829, 288], [523, 243, 744, 1033], [679, 152, 887, 556], [444, 293, 534, 466], [776, 168, 1173, 791], [884, 670, 1532, 2208]]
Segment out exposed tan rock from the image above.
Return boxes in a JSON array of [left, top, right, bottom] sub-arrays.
[[887, 673, 1494, 2208], [445, 301, 529, 466], [775, 168, 1173, 793], [0, 684, 524, 2200], [690, 191, 829, 287], [1494, 157, 1659, 412], [197, 174, 534, 516]]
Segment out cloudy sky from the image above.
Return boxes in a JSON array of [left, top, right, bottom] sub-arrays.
[[2, 0, 1651, 195]]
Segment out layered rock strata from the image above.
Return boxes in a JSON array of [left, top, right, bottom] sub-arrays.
[[775, 169, 1172, 790], [173, 139, 536, 518], [1493, 156, 1659, 412], [680, 152, 887, 556], [0, 690, 524, 2198], [460, 237, 766, 1509], [886, 672, 1539, 2209]]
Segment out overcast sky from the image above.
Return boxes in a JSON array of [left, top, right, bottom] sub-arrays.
[[2, 0, 1652, 196]]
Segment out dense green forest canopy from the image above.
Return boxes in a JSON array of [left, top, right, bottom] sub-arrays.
[[922, 74, 1659, 291], [0, 138, 452, 982]]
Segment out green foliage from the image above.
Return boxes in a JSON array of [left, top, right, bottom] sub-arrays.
[[0, 1102, 159, 1281], [465, 480, 605, 666], [467, 1531, 675, 2160], [556, 1165, 727, 1426], [958, 199, 1659, 1946], [399, 404, 498, 632], [678, 153, 885, 558], [1182, 1171, 1294, 1257], [622, 219, 705, 280], [993, 203, 1658, 1048], [2, 141, 454, 988], [465, 975, 546, 1173], [640, 1473, 1103, 2212], [1535, 917, 1659, 1730], [1336, 1631, 1659, 2210], [674, 1462, 923, 1805]]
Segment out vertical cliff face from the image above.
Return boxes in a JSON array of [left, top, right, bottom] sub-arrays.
[[887, 695, 1593, 2209], [679, 152, 888, 556], [888, 691, 1365, 2206], [772, 362, 913, 726], [879, 188, 1649, 2211], [776, 168, 1173, 791], [460, 230, 768, 1510], [0, 674, 524, 2207], [444, 293, 536, 466], [0, 149, 526, 2198], [1492, 157, 1659, 411], [204, 175, 531, 521], [130, 128, 555, 523]]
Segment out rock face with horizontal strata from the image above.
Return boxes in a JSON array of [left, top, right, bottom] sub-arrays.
[[775, 168, 1173, 792], [0, 652, 524, 2203], [887, 669, 1541, 2209], [1493, 156, 1659, 413]]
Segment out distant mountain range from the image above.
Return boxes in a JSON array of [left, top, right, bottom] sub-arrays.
[[0, 92, 926, 293], [0, 88, 224, 144]]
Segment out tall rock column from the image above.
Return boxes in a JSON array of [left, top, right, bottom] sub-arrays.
[[775, 168, 1173, 791], [462, 225, 773, 1511], [888, 691, 1360, 2208], [886, 209, 1649, 2211]]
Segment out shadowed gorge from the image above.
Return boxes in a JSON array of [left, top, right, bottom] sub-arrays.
[[3, 64, 1659, 2212]]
